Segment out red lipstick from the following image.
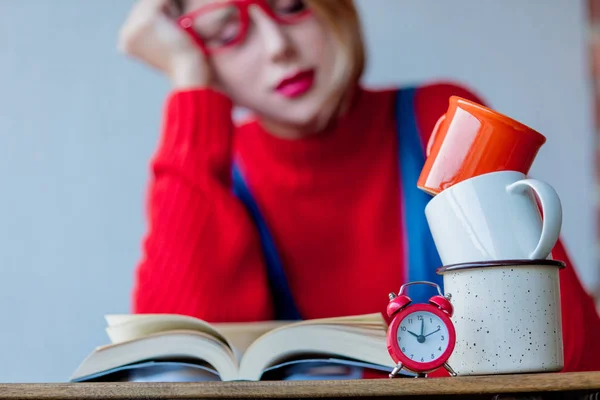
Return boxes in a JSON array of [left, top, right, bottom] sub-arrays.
[[275, 69, 315, 98]]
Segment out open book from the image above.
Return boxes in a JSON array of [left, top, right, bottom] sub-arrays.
[[70, 313, 403, 382]]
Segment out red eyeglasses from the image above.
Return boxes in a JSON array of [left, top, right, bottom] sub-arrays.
[[177, 0, 312, 56]]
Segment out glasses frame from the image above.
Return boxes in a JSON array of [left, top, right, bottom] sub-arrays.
[[177, 0, 312, 56]]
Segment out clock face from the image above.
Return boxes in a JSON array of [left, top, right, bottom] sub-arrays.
[[396, 310, 450, 364]]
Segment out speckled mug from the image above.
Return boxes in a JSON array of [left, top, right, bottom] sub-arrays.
[[437, 260, 565, 376]]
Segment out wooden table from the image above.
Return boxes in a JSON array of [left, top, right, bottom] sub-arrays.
[[1, 372, 599, 400]]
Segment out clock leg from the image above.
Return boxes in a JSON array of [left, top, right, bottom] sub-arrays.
[[444, 362, 457, 377], [388, 363, 404, 378]]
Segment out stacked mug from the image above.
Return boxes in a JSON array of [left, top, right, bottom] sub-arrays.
[[419, 97, 564, 376]]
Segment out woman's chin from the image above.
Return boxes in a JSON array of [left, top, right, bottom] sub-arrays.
[[261, 96, 339, 135]]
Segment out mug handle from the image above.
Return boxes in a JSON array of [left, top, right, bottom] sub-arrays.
[[505, 178, 562, 259], [426, 114, 446, 156]]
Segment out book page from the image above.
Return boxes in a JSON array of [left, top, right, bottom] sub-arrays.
[[104, 314, 231, 349], [238, 324, 395, 381], [215, 321, 289, 361], [71, 330, 240, 382]]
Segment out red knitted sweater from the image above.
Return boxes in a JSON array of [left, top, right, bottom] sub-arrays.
[[132, 83, 600, 372]]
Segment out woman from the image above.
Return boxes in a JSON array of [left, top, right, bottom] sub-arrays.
[[119, 0, 600, 371]]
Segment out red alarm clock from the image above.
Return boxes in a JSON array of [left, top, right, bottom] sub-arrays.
[[386, 281, 457, 378]]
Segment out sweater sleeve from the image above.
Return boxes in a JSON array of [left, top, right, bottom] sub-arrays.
[[552, 239, 600, 371], [132, 89, 273, 323], [414, 81, 600, 372]]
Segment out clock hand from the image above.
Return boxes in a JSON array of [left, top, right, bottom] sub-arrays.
[[408, 329, 426, 344], [420, 318, 424, 336], [424, 328, 441, 338]]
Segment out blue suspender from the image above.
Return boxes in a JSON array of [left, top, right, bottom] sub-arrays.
[[231, 162, 302, 321], [394, 88, 444, 304], [231, 88, 443, 320]]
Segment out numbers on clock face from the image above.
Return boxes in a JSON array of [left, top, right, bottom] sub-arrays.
[[396, 311, 449, 363]]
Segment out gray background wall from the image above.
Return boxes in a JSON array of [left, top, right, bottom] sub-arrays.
[[0, 0, 595, 383]]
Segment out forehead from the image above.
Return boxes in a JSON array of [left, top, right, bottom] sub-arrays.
[[183, 0, 229, 12]]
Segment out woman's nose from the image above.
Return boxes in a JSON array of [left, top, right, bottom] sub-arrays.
[[249, 6, 295, 63]]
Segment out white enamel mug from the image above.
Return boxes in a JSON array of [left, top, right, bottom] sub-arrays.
[[424, 171, 562, 266], [437, 260, 565, 375]]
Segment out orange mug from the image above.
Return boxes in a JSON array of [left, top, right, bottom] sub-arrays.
[[417, 96, 547, 195]]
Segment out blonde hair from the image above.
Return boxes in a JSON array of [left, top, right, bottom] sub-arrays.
[[305, 0, 366, 114]]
